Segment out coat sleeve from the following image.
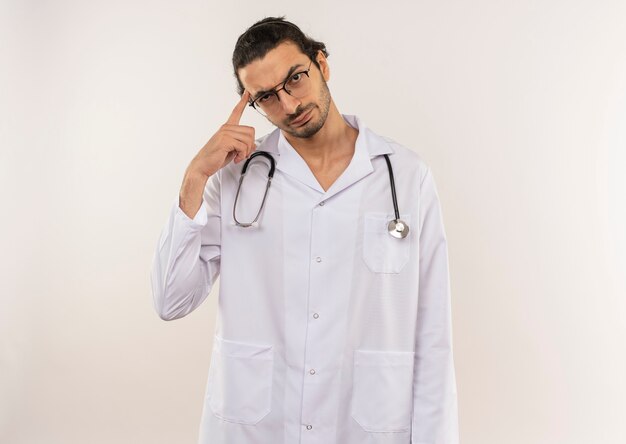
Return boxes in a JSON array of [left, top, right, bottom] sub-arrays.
[[411, 167, 460, 443], [150, 171, 222, 321]]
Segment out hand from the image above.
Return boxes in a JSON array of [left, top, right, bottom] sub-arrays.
[[188, 90, 257, 179]]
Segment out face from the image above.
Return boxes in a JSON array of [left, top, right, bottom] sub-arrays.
[[238, 41, 332, 139]]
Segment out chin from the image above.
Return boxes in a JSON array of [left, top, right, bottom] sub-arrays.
[[295, 120, 325, 138], [283, 107, 327, 139]]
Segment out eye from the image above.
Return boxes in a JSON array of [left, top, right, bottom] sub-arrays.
[[258, 93, 274, 103], [289, 73, 302, 83]]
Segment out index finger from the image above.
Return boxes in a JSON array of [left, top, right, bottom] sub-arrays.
[[226, 90, 250, 125]]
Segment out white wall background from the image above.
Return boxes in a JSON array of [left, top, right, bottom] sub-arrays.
[[1, 0, 625, 443]]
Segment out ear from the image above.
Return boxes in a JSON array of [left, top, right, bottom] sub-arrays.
[[315, 50, 330, 82]]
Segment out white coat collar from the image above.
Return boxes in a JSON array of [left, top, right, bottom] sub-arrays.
[[256, 114, 394, 197]]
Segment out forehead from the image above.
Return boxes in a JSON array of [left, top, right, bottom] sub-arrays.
[[238, 41, 309, 95]]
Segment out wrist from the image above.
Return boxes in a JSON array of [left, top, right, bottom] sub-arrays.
[[179, 169, 207, 205], [184, 163, 211, 182]]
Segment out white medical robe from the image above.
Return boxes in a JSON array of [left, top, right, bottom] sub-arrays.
[[151, 114, 460, 444]]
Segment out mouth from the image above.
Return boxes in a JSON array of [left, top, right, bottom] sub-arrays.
[[290, 108, 313, 126]]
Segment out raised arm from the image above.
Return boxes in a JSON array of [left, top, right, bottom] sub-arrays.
[[150, 90, 256, 320]]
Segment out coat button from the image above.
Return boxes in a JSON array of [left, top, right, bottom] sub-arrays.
[[309, 368, 316, 375], [306, 424, 313, 430], [315, 257, 322, 263], [313, 313, 319, 319]]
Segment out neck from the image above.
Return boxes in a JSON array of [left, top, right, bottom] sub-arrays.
[[282, 101, 358, 164]]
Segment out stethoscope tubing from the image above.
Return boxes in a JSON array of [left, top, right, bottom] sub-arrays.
[[234, 151, 409, 238], [382, 154, 400, 222]]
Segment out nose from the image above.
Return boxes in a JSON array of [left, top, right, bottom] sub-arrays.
[[277, 89, 301, 115]]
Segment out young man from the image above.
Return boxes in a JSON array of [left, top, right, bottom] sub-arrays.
[[151, 16, 459, 444]]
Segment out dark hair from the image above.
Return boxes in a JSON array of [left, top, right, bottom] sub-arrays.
[[232, 16, 329, 95]]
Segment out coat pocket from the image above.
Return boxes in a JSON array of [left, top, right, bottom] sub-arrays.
[[351, 349, 415, 432], [362, 213, 412, 273], [207, 335, 274, 424]]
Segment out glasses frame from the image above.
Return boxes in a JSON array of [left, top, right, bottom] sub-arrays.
[[248, 60, 314, 117]]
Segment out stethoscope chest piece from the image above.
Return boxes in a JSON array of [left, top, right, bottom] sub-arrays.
[[388, 219, 409, 239]]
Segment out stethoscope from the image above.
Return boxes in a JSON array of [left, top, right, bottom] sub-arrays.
[[233, 151, 410, 239]]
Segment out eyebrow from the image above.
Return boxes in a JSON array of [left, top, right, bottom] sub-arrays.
[[252, 63, 305, 101]]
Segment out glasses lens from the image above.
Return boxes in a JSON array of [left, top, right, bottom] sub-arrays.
[[285, 71, 311, 99], [253, 103, 268, 117], [254, 93, 277, 117], [255, 70, 312, 117]]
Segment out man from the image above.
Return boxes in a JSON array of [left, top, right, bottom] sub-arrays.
[[151, 16, 459, 444]]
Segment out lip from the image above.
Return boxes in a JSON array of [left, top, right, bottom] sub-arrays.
[[291, 108, 312, 126]]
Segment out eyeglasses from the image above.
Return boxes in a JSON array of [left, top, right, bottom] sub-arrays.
[[248, 60, 314, 117]]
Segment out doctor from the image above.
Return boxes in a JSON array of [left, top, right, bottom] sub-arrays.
[[151, 16, 459, 444]]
